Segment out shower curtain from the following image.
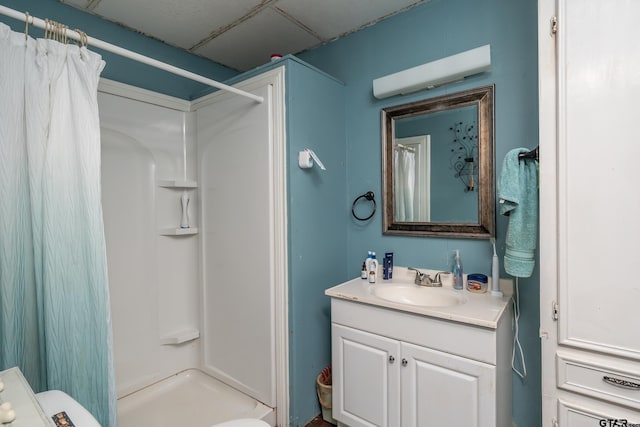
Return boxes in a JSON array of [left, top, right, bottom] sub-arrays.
[[394, 147, 416, 221], [0, 23, 116, 427]]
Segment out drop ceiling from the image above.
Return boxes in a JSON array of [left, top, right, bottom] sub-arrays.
[[60, 0, 427, 71]]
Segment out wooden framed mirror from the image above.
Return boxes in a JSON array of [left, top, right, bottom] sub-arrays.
[[381, 85, 495, 238]]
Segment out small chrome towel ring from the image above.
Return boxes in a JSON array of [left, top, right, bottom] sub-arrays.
[[352, 191, 376, 221]]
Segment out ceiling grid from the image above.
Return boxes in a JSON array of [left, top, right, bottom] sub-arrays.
[[60, 0, 427, 71]]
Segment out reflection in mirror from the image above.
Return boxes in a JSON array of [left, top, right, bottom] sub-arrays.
[[393, 135, 430, 222], [382, 85, 495, 238]]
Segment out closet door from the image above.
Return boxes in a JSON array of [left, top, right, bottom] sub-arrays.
[[555, 0, 640, 360], [539, 0, 640, 423]]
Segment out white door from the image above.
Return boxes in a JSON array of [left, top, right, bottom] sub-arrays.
[[196, 69, 286, 411], [401, 342, 495, 427], [332, 324, 401, 427], [539, 0, 640, 423], [554, 0, 640, 360]]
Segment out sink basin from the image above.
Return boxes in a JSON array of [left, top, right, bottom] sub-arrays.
[[373, 285, 465, 307]]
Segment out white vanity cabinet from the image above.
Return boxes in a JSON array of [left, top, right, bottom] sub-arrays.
[[329, 295, 512, 427]]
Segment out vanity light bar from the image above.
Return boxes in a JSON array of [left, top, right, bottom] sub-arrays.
[[372, 44, 491, 99]]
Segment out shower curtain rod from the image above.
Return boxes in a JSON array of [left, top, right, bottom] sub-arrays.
[[0, 5, 264, 103]]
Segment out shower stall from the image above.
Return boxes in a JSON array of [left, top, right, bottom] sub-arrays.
[[99, 68, 286, 427], [100, 54, 347, 427]]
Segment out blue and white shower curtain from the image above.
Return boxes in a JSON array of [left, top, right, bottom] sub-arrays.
[[0, 22, 116, 427]]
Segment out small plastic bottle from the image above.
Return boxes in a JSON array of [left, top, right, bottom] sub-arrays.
[[367, 252, 379, 283], [364, 251, 373, 273], [452, 250, 464, 290]]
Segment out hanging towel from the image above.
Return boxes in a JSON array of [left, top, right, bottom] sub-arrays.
[[498, 148, 538, 278]]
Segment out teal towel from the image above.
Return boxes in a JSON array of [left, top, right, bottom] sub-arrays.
[[498, 148, 538, 277]]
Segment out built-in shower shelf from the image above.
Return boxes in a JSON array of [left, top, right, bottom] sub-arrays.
[[160, 329, 200, 345], [157, 179, 198, 188], [160, 227, 198, 236]]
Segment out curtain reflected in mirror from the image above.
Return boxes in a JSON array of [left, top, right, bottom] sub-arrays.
[[394, 136, 430, 222], [382, 85, 495, 238]]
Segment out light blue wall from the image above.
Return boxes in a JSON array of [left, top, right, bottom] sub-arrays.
[[299, 0, 541, 425], [0, 0, 237, 99], [284, 60, 348, 427]]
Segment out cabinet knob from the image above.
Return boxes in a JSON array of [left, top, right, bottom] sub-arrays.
[[388, 355, 395, 363], [401, 358, 408, 367]]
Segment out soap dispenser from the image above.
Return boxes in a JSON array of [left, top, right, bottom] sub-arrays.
[[452, 250, 464, 290]]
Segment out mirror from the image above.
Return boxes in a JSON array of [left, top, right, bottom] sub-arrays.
[[382, 85, 495, 238]]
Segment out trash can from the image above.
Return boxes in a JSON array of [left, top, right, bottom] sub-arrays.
[[316, 365, 335, 425]]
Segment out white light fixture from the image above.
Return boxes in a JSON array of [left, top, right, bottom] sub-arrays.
[[372, 45, 491, 99]]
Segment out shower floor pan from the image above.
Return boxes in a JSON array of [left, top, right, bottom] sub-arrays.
[[117, 369, 274, 427]]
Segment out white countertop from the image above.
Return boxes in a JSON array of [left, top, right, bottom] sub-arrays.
[[325, 266, 512, 329]]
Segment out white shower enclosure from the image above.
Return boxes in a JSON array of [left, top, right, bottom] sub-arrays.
[[99, 68, 286, 426]]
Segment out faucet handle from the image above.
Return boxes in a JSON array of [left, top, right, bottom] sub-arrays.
[[408, 268, 433, 286], [432, 271, 451, 286], [408, 267, 423, 280]]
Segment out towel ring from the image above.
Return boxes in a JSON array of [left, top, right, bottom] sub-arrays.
[[351, 191, 376, 221]]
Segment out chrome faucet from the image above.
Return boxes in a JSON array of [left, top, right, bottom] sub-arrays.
[[408, 268, 443, 287]]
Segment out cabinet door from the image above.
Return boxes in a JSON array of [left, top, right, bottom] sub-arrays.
[[401, 342, 496, 427], [555, 0, 640, 360], [332, 324, 401, 427]]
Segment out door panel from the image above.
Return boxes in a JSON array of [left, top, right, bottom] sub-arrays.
[[332, 324, 400, 427], [401, 342, 495, 427], [197, 84, 276, 406], [557, 0, 640, 359]]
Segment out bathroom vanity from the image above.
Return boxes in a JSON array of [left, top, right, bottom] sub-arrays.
[[325, 267, 512, 427]]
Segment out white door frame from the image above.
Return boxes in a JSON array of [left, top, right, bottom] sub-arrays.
[[538, 0, 559, 423]]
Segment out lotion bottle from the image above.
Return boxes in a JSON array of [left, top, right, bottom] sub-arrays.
[[367, 252, 379, 283], [364, 251, 372, 276]]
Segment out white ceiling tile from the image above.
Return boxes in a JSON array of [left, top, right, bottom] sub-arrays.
[[276, 0, 425, 40], [93, 0, 264, 49], [60, 0, 426, 73], [194, 7, 322, 71], [60, 0, 94, 9]]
